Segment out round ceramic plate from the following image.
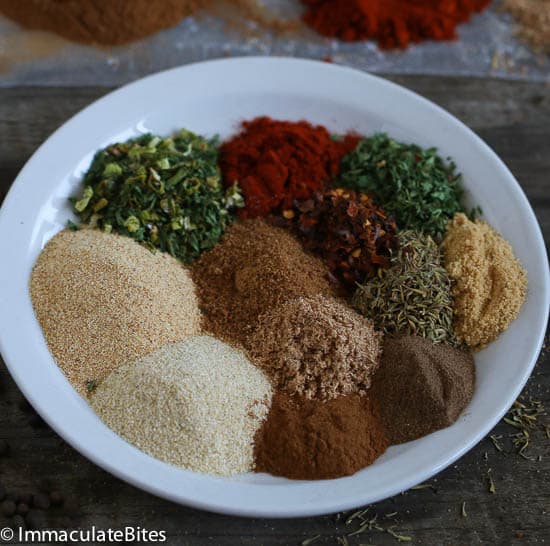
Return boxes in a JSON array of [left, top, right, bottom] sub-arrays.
[[0, 58, 548, 518]]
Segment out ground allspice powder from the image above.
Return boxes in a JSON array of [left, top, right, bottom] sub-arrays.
[[371, 336, 475, 444], [254, 393, 389, 480], [0, 0, 207, 45]]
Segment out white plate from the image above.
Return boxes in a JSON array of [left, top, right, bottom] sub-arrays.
[[0, 58, 548, 518]]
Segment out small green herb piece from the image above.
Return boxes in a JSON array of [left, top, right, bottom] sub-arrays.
[[71, 130, 244, 264], [461, 501, 467, 518], [66, 219, 80, 231], [338, 133, 466, 238], [488, 469, 496, 493], [353, 230, 457, 345], [86, 379, 98, 393], [301, 535, 321, 546]]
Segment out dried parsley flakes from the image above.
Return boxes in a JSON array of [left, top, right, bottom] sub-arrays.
[[72, 129, 244, 263], [352, 230, 457, 345], [339, 133, 465, 238]]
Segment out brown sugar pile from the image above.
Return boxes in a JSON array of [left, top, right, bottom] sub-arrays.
[[371, 336, 475, 444], [442, 213, 527, 351], [191, 219, 339, 347], [30, 229, 200, 395], [254, 393, 389, 480], [247, 295, 382, 400], [0, 0, 208, 45]]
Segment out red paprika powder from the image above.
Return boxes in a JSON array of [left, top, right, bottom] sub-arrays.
[[220, 117, 359, 218], [301, 0, 492, 49]]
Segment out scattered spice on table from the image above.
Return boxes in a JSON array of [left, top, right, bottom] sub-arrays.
[[91, 336, 272, 476], [353, 230, 457, 345], [72, 129, 243, 264], [371, 336, 475, 444], [289, 188, 398, 289], [191, 218, 339, 346], [30, 228, 200, 395], [254, 393, 388, 480], [219, 117, 360, 218], [442, 213, 527, 351], [0, 0, 210, 45], [502, 0, 550, 53], [339, 133, 466, 238], [301, 0, 491, 48], [247, 295, 382, 400]]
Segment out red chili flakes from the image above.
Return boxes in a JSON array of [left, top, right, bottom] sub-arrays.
[[291, 189, 398, 289]]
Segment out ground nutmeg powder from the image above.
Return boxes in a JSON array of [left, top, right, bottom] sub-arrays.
[[371, 335, 475, 444], [254, 393, 389, 480]]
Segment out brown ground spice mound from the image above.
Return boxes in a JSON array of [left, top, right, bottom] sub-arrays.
[[191, 219, 339, 347], [442, 213, 527, 351], [371, 336, 475, 444], [247, 295, 382, 400], [0, 0, 208, 45], [254, 393, 389, 480]]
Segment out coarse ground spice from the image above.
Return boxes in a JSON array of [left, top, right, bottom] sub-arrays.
[[254, 393, 389, 480], [301, 0, 491, 49], [91, 336, 272, 476], [0, 0, 208, 45], [191, 218, 339, 346], [220, 117, 360, 218], [30, 228, 200, 395], [371, 336, 475, 444], [247, 295, 382, 400], [502, 0, 550, 52], [442, 213, 527, 351]]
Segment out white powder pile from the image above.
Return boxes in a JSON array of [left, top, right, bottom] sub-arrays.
[[90, 335, 272, 476], [30, 228, 201, 395]]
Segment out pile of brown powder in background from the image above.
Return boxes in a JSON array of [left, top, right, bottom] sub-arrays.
[[372, 336, 475, 444], [247, 295, 381, 400], [30, 229, 200, 395], [254, 393, 389, 480], [0, 0, 208, 45], [502, 0, 550, 53], [191, 219, 339, 347], [442, 213, 527, 351]]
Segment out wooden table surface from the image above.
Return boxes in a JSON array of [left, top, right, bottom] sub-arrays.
[[0, 75, 549, 545]]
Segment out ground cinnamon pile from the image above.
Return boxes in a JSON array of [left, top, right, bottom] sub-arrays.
[[191, 219, 339, 347], [371, 336, 475, 444], [247, 295, 382, 400], [0, 0, 208, 45], [301, 0, 491, 49], [254, 393, 389, 480]]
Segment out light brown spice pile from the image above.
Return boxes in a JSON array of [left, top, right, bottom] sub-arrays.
[[442, 213, 527, 350], [247, 295, 382, 400], [0, 0, 209, 45], [91, 336, 272, 476], [30, 228, 200, 395], [502, 0, 550, 52], [191, 219, 339, 347]]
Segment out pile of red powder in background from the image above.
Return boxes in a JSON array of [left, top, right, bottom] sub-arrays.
[[301, 0, 492, 49]]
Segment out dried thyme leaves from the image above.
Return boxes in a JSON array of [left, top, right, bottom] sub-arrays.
[[72, 130, 244, 263], [352, 230, 457, 345], [338, 133, 466, 237]]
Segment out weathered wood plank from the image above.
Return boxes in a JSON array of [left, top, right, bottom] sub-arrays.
[[0, 76, 549, 545]]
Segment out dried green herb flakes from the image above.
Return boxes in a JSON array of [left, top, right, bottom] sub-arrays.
[[72, 130, 243, 263], [352, 230, 457, 345], [339, 133, 465, 238]]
